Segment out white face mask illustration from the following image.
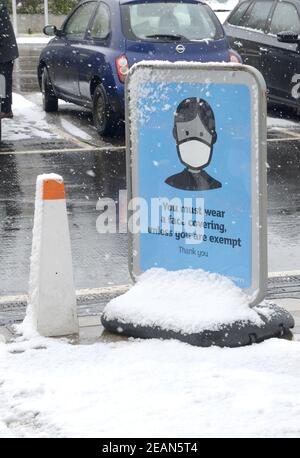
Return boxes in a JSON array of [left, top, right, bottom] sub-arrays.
[[178, 140, 211, 169]]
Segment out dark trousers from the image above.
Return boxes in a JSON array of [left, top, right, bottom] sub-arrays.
[[0, 61, 13, 113]]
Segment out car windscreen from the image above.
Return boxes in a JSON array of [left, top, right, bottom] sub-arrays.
[[121, 2, 224, 42]]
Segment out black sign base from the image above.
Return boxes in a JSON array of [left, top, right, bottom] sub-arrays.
[[101, 303, 294, 348]]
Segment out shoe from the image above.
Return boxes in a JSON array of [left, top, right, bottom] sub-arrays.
[[0, 111, 13, 119]]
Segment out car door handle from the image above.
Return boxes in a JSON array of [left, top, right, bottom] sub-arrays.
[[259, 47, 268, 53], [233, 40, 243, 48]]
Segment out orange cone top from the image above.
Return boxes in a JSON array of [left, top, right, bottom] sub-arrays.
[[42, 179, 65, 200]]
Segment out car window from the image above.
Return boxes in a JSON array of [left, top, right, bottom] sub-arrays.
[[121, 2, 224, 41], [240, 0, 273, 31], [90, 3, 110, 39], [64, 1, 97, 39], [227, 0, 252, 26], [269, 1, 300, 35]]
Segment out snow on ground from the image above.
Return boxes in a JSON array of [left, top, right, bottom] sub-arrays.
[[2, 93, 60, 141], [17, 36, 51, 44], [205, 0, 238, 10], [215, 10, 231, 22], [0, 334, 300, 438], [207, 0, 238, 22], [267, 117, 299, 129], [103, 269, 265, 333]]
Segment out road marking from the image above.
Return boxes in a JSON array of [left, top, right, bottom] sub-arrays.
[[0, 146, 125, 155], [1, 139, 298, 151], [0, 294, 27, 305], [49, 125, 94, 149], [269, 270, 300, 278], [2, 274, 300, 306], [267, 125, 300, 142], [76, 285, 130, 297], [267, 137, 300, 142], [284, 129, 300, 139]]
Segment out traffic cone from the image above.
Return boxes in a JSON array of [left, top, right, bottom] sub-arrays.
[[25, 173, 78, 337]]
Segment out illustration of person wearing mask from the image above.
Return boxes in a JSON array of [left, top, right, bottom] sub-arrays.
[[165, 97, 222, 191]]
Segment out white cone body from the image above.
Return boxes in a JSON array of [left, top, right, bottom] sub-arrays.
[[27, 174, 78, 337]]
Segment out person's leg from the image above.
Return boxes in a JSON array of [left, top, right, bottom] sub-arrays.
[[0, 61, 13, 118]]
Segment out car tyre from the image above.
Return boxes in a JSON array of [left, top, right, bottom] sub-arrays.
[[93, 84, 117, 136], [42, 67, 58, 113]]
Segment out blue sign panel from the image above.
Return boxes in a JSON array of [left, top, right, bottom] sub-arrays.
[[127, 63, 267, 303]]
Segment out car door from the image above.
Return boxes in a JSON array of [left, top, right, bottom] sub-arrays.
[[77, 2, 111, 101], [52, 1, 98, 98], [225, 0, 274, 73], [237, 0, 274, 70], [262, 1, 300, 106], [225, 0, 253, 53]]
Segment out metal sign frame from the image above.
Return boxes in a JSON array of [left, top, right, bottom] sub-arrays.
[[126, 62, 267, 305]]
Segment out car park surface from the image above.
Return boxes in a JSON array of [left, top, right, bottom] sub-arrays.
[[1, 40, 300, 311], [224, 0, 300, 111]]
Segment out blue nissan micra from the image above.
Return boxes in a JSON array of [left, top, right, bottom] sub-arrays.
[[39, 0, 240, 135]]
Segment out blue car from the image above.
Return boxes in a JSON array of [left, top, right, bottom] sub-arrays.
[[38, 0, 240, 135]]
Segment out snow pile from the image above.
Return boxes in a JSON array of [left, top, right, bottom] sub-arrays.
[[103, 268, 263, 333], [2, 93, 60, 141], [1, 336, 300, 437]]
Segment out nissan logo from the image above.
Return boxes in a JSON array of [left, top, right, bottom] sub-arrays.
[[176, 44, 185, 54]]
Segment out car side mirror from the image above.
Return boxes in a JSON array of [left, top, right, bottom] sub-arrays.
[[43, 25, 64, 37], [43, 25, 57, 36], [277, 31, 299, 43]]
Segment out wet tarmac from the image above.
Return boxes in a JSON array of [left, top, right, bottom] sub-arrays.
[[0, 43, 300, 297], [0, 148, 130, 295], [268, 138, 300, 272]]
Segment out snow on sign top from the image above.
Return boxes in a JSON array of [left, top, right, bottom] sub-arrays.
[[103, 268, 266, 334], [126, 62, 267, 305]]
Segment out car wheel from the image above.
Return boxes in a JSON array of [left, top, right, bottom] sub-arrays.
[[92, 84, 116, 136], [42, 67, 58, 113]]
